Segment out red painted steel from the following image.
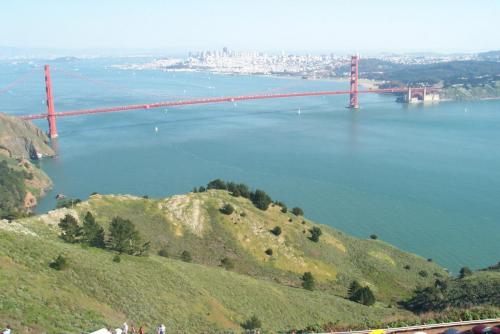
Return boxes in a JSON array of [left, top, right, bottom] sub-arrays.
[[349, 55, 359, 109], [19, 87, 435, 121], [44, 65, 58, 138]]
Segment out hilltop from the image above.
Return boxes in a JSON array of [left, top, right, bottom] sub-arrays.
[[0, 187, 453, 333], [0, 113, 53, 217]]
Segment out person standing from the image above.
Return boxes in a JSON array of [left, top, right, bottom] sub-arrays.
[[2, 325, 11, 334], [122, 322, 128, 334]]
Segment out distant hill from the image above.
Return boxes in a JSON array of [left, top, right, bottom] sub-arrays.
[[478, 50, 500, 60], [0, 188, 450, 332], [0, 113, 53, 217]]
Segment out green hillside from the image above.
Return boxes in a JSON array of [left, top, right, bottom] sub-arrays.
[[0, 189, 450, 333]]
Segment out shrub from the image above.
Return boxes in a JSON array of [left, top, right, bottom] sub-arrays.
[[275, 201, 287, 213], [270, 226, 282, 236], [404, 264, 411, 270], [112, 254, 121, 263], [207, 179, 227, 190], [370, 234, 378, 240], [56, 198, 82, 209], [309, 226, 322, 242], [142, 195, 149, 199], [158, 248, 169, 257], [459, 266, 472, 279], [427, 258, 433, 262], [240, 211, 247, 217], [49, 255, 68, 270], [351, 286, 376, 306], [181, 250, 192, 262], [58, 214, 82, 243], [219, 203, 235, 215], [198, 186, 206, 192], [302, 272, 315, 291], [250, 189, 272, 210], [292, 207, 304, 216], [419, 270, 429, 278], [221, 257, 234, 270], [241, 315, 262, 330], [265, 248, 273, 256], [348, 280, 362, 299]]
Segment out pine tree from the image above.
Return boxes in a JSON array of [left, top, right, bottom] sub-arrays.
[[82, 211, 105, 248], [107, 217, 144, 255], [351, 286, 376, 306], [58, 214, 82, 243]]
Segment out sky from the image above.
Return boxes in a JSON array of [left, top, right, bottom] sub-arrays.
[[1, 0, 499, 55]]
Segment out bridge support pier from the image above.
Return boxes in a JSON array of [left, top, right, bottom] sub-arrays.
[[44, 65, 58, 138], [348, 55, 359, 109]]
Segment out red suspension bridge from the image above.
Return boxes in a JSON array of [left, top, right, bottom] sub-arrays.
[[5, 56, 436, 139]]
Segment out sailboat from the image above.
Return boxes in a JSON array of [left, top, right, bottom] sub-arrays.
[[298, 108, 301, 115]]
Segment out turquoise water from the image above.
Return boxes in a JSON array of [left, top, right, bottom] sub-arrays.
[[1, 59, 499, 273]]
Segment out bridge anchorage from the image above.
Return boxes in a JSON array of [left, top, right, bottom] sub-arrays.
[[19, 57, 439, 139]]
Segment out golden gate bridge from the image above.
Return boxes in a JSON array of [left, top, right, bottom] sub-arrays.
[[3, 56, 436, 139]]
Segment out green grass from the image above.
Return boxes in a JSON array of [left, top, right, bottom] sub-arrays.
[[0, 190, 451, 333]]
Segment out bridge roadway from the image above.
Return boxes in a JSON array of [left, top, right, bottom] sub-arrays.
[[19, 87, 425, 121]]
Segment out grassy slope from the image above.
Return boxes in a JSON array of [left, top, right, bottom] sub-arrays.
[[0, 190, 447, 332], [0, 227, 410, 333]]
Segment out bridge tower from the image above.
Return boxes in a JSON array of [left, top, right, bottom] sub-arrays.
[[348, 55, 359, 109], [44, 65, 58, 138]]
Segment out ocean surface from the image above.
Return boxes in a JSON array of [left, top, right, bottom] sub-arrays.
[[1, 58, 499, 273]]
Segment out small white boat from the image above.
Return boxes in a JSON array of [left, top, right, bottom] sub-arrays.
[[298, 108, 301, 115], [154, 126, 159, 132]]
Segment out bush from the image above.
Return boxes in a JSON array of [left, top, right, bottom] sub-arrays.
[[112, 254, 121, 263], [219, 203, 235, 215], [241, 315, 262, 330], [270, 226, 282, 236], [49, 255, 68, 270], [250, 189, 272, 210], [221, 257, 234, 270], [198, 186, 206, 192], [56, 198, 82, 209], [158, 248, 169, 257], [419, 270, 429, 278], [351, 286, 376, 306], [181, 250, 192, 262], [292, 207, 304, 216], [309, 226, 322, 242], [207, 179, 227, 190], [459, 266, 472, 279], [369, 234, 378, 240], [265, 248, 273, 256], [404, 264, 411, 270], [348, 280, 362, 299], [302, 272, 315, 291]]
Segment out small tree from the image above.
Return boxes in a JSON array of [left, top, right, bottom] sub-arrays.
[[220, 203, 235, 215], [265, 248, 273, 256], [369, 234, 378, 240], [351, 286, 376, 306], [404, 264, 411, 270], [459, 266, 472, 279], [241, 315, 262, 330], [82, 211, 105, 248], [181, 250, 192, 262], [49, 255, 68, 270], [59, 214, 82, 243], [348, 280, 362, 299], [309, 226, 322, 242], [292, 207, 304, 216], [221, 257, 234, 270], [302, 271, 315, 291], [270, 226, 282, 236], [107, 217, 145, 255]]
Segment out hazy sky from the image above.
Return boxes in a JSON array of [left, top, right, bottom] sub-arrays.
[[1, 0, 499, 54]]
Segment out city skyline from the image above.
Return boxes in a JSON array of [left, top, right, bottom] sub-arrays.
[[1, 0, 499, 55]]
